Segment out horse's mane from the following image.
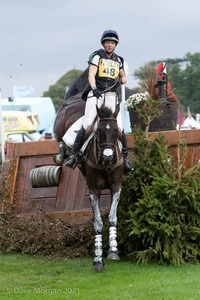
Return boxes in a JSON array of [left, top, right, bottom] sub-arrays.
[[65, 67, 89, 100], [98, 105, 113, 119]]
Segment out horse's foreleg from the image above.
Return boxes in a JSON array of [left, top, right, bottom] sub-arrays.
[[90, 193, 104, 271], [107, 188, 121, 260], [53, 141, 66, 164]]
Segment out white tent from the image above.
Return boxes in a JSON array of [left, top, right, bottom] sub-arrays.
[[181, 106, 200, 129], [182, 116, 200, 129]]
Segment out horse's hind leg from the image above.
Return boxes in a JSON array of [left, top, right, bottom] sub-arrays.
[[107, 189, 121, 261], [53, 141, 66, 164], [90, 193, 104, 271]]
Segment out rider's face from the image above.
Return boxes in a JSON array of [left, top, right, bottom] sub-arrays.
[[103, 40, 117, 53]]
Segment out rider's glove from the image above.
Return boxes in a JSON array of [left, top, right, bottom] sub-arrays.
[[93, 88, 101, 99]]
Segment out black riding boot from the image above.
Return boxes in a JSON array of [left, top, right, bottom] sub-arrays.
[[121, 131, 132, 172], [65, 126, 86, 169]]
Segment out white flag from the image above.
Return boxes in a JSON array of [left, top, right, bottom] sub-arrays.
[[13, 85, 35, 97]]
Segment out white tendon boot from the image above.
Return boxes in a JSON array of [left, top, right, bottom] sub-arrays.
[[107, 226, 120, 260], [93, 234, 104, 271]]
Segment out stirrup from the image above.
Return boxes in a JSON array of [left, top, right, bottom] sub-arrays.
[[65, 155, 77, 169], [124, 159, 132, 172]]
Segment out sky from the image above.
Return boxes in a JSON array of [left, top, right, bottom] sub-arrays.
[[0, 0, 200, 99]]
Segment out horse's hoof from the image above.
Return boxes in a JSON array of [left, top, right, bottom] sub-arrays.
[[107, 251, 120, 260], [53, 154, 64, 164], [93, 262, 104, 272]]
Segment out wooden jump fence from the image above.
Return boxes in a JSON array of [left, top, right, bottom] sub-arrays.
[[2, 130, 200, 224]]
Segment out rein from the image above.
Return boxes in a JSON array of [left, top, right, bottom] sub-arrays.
[[86, 156, 123, 172], [86, 136, 123, 172], [86, 80, 119, 100], [63, 80, 119, 107]]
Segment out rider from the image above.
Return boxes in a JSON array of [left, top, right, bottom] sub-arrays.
[[65, 29, 132, 172]]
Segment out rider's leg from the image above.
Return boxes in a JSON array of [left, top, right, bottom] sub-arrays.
[[65, 92, 100, 168], [121, 130, 132, 172], [65, 125, 86, 168], [115, 101, 132, 172]]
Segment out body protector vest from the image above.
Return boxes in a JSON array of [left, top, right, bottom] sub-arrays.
[[92, 49, 123, 91], [82, 49, 124, 100]]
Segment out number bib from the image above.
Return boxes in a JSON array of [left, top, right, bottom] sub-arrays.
[[98, 58, 120, 79]]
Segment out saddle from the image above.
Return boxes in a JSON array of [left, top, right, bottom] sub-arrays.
[[62, 116, 97, 150], [63, 92, 83, 107]]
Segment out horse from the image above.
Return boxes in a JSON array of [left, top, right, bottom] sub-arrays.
[[54, 101, 124, 271]]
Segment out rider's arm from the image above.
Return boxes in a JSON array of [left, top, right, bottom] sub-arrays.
[[88, 64, 98, 89], [119, 69, 127, 84]]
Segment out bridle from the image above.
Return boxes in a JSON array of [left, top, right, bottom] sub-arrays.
[[85, 116, 123, 171], [96, 117, 118, 164]]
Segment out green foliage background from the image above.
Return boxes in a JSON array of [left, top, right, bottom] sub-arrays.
[[43, 69, 83, 112]]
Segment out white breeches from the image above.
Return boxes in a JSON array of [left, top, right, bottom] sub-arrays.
[[82, 91, 123, 131]]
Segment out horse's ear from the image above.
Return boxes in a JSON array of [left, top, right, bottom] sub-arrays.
[[114, 104, 120, 118]]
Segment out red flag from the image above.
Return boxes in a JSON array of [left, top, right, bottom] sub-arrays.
[[157, 62, 171, 92], [157, 62, 166, 78]]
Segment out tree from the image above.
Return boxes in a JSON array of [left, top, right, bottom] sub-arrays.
[[179, 52, 200, 113], [43, 69, 83, 112], [133, 61, 158, 91]]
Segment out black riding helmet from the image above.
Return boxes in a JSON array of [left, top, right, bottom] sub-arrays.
[[101, 30, 119, 44]]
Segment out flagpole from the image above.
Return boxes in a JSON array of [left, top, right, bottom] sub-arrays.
[[121, 61, 131, 133], [121, 84, 125, 128], [0, 89, 5, 164]]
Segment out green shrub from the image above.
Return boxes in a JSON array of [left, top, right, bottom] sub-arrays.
[[118, 128, 200, 265]]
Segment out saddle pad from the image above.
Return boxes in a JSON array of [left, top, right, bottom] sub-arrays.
[[62, 117, 84, 147]]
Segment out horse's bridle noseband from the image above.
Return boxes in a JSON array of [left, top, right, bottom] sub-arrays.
[[96, 117, 118, 163]]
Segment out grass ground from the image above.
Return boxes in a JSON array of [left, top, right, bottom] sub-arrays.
[[0, 253, 199, 300]]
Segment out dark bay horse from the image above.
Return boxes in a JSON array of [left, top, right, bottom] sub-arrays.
[[54, 102, 124, 271]]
